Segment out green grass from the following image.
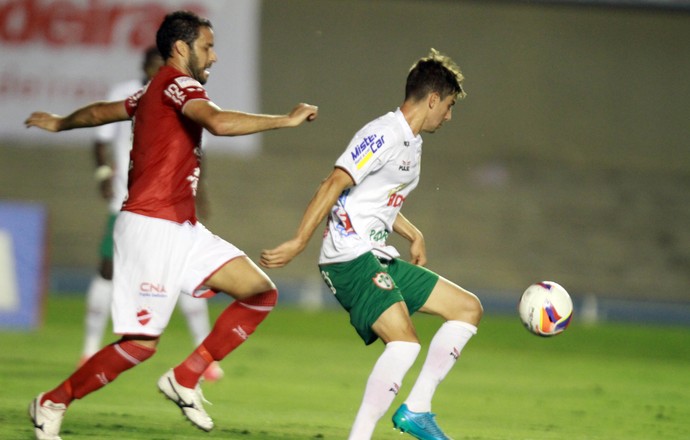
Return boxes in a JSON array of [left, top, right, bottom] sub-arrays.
[[1, 296, 689, 439]]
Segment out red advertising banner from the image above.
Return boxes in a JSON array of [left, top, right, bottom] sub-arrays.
[[0, 0, 261, 154]]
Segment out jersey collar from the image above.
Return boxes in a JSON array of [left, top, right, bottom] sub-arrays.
[[394, 108, 421, 146]]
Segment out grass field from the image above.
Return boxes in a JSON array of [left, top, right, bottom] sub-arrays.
[[1, 296, 689, 440]]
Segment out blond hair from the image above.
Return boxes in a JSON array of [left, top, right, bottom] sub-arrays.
[[405, 48, 466, 102]]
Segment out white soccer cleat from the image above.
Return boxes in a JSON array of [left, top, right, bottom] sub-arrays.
[[157, 369, 214, 431], [28, 393, 66, 440]]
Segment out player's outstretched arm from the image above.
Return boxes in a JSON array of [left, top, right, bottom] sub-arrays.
[[260, 167, 353, 268], [25, 101, 130, 132], [183, 101, 318, 137], [393, 212, 427, 266]]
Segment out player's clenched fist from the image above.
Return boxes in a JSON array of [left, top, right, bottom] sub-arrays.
[[289, 103, 318, 125], [25, 112, 63, 132]]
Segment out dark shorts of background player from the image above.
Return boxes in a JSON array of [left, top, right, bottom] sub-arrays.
[[98, 213, 118, 260], [319, 252, 439, 345]]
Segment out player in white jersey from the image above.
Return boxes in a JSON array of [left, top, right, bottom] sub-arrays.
[[261, 49, 483, 440], [319, 109, 422, 264], [82, 46, 223, 381]]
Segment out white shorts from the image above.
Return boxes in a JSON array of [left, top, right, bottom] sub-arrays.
[[111, 211, 245, 336]]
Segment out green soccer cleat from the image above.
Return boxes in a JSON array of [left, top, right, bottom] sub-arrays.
[[392, 404, 452, 440]]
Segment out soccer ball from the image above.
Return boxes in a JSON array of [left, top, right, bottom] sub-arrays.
[[518, 281, 573, 337]]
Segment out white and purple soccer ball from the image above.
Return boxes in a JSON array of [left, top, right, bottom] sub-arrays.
[[518, 281, 573, 337]]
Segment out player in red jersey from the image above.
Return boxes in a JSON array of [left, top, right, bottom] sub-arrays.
[[81, 46, 223, 383], [25, 10, 318, 440]]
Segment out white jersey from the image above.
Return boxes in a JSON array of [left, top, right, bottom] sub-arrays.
[[319, 108, 423, 264], [94, 79, 143, 213]]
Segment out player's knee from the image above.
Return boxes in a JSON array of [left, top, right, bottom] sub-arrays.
[[241, 288, 279, 308], [117, 339, 157, 363], [469, 295, 484, 324], [452, 291, 483, 326]]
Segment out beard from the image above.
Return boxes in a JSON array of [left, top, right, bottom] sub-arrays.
[[188, 50, 208, 84]]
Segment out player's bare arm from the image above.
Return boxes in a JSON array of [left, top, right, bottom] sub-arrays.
[[24, 101, 130, 132], [260, 167, 354, 268], [393, 212, 427, 266], [182, 100, 318, 136]]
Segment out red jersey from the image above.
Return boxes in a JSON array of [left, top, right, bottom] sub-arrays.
[[122, 65, 210, 224]]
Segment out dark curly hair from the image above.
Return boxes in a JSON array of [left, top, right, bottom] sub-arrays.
[[156, 11, 213, 60]]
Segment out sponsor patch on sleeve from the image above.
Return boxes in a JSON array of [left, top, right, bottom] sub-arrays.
[[175, 76, 203, 90], [124, 89, 144, 116], [349, 133, 386, 170]]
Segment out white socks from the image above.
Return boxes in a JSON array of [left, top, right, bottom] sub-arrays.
[[347, 321, 477, 439], [177, 294, 212, 346], [82, 275, 113, 358], [404, 320, 477, 413], [348, 341, 421, 440]]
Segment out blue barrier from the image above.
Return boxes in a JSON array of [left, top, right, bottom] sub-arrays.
[[0, 201, 48, 330]]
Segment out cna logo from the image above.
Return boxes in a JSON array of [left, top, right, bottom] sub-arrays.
[[139, 282, 167, 298], [136, 307, 153, 326], [140, 282, 166, 293], [0, 0, 207, 48]]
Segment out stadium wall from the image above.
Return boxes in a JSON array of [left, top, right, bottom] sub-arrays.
[[1, 1, 688, 309]]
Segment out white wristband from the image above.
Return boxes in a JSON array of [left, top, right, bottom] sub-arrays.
[[94, 165, 113, 182]]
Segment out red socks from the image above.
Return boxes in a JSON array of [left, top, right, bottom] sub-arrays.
[[41, 290, 278, 404], [173, 289, 278, 388], [42, 340, 156, 406]]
